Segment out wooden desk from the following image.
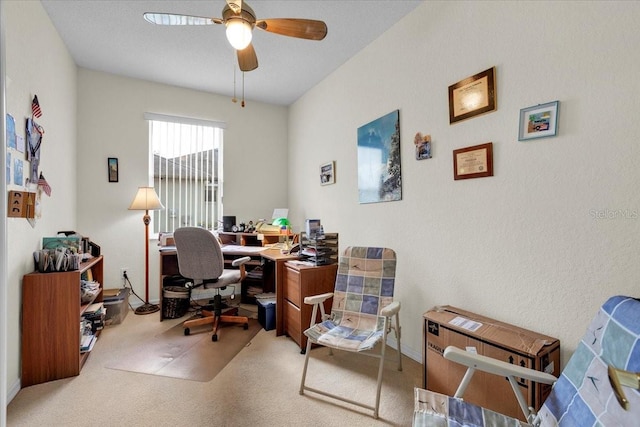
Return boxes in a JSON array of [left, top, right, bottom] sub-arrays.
[[260, 249, 299, 336], [159, 246, 297, 328]]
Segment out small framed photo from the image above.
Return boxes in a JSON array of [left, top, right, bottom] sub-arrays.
[[320, 161, 335, 186], [518, 101, 559, 141], [449, 67, 497, 124], [453, 142, 493, 180], [108, 157, 119, 182]]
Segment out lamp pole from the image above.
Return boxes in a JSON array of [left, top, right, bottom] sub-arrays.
[[129, 187, 163, 315]]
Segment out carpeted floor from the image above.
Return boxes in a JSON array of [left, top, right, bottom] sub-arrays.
[[7, 305, 423, 426]]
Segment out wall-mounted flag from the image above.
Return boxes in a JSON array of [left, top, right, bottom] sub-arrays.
[[32, 95, 42, 118], [38, 172, 51, 196]]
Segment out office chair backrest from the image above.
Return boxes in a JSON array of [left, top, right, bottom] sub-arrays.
[[331, 246, 397, 331], [174, 227, 224, 282]]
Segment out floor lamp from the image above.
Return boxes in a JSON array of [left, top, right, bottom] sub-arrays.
[[129, 187, 164, 315]]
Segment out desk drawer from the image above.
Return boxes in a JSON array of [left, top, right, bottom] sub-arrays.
[[284, 265, 301, 307], [285, 299, 302, 348]]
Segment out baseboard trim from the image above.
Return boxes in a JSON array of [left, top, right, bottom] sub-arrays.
[[8, 378, 20, 403]]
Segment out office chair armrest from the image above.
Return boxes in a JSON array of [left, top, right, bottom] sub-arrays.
[[381, 301, 400, 317], [231, 256, 251, 267], [444, 345, 557, 384], [304, 292, 334, 305], [231, 256, 252, 281]]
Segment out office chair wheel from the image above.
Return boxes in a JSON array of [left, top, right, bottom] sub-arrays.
[[244, 323, 249, 330], [212, 334, 218, 342], [184, 328, 190, 336]]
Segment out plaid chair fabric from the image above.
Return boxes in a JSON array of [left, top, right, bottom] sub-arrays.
[[413, 388, 529, 427], [300, 246, 402, 419], [536, 295, 640, 426], [304, 246, 397, 351]]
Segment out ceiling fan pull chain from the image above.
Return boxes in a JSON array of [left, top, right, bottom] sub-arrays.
[[232, 63, 238, 103], [242, 72, 246, 108]]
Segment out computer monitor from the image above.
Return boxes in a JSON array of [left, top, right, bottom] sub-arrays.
[[271, 208, 289, 223], [222, 216, 236, 232]]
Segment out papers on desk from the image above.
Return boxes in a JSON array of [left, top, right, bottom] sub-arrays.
[[286, 260, 317, 267], [221, 245, 266, 254], [159, 244, 266, 254]]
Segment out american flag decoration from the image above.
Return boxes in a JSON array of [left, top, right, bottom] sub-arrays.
[[38, 172, 51, 196], [32, 95, 42, 118]]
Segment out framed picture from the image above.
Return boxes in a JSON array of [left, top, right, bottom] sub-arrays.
[[453, 142, 493, 180], [320, 161, 335, 185], [449, 67, 496, 124], [108, 157, 118, 182], [414, 132, 432, 160], [518, 101, 559, 141], [357, 110, 402, 203]]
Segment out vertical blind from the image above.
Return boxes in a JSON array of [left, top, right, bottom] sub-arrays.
[[144, 113, 226, 234]]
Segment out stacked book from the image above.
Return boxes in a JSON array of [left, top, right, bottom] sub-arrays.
[[80, 333, 96, 353], [82, 302, 106, 334]]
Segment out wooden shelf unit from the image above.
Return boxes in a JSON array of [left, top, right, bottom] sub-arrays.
[[21, 255, 104, 387]]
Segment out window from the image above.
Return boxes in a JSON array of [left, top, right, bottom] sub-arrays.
[[145, 113, 226, 234]]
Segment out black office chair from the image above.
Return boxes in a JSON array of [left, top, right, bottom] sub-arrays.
[[173, 227, 250, 342]]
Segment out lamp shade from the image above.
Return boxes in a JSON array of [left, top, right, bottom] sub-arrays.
[[226, 19, 252, 50], [272, 217, 290, 227], [128, 187, 164, 211]]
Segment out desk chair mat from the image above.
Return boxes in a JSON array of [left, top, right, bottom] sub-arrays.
[[106, 317, 261, 382]]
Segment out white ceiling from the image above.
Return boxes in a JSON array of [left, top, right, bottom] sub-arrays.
[[41, 0, 423, 106]]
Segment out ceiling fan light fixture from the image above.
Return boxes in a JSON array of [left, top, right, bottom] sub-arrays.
[[226, 19, 252, 50]]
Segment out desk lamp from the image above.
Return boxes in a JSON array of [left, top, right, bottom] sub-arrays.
[[272, 217, 292, 251], [129, 187, 164, 315]]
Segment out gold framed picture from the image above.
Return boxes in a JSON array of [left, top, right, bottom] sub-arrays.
[[448, 67, 496, 124], [453, 142, 493, 180]]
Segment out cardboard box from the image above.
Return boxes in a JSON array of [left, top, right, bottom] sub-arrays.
[[423, 306, 560, 421]]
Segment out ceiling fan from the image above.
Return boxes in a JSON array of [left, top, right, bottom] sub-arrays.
[[143, 0, 328, 72]]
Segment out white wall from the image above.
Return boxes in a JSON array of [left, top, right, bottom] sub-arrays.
[[288, 1, 640, 363], [76, 69, 288, 310], [4, 0, 78, 396]]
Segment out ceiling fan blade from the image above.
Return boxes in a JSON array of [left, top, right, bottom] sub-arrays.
[[143, 12, 222, 26], [237, 44, 258, 72], [226, 0, 242, 15], [256, 19, 327, 40]]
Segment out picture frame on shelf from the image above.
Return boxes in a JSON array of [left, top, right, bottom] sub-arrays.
[[108, 157, 118, 182], [449, 67, 496, 124], [320, 161, 335, 186], [453, 142, 493, 180], [518, 101, 559, 141]]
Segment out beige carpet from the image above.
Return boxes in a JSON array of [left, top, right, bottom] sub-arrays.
[[8, 306, 422, 426], [105, 313, 261, 382]]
